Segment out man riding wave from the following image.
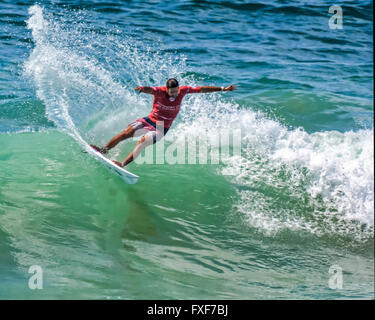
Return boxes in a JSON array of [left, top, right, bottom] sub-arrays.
[[91, 78, 236, 167]]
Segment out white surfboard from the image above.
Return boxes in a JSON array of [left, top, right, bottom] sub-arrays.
[[85, 144, 139, 184]]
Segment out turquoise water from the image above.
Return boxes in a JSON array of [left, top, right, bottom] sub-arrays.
[[0, 1, 373, 299]]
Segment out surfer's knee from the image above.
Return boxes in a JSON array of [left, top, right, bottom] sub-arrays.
[[138, 136, 147, 145], [133, 136, 151, 159], [138, 135, 153, 146], [135, 136, 143, 144]]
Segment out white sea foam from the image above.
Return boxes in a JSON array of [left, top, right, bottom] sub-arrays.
[[170, 87, 374, 239], [174, 99, 374, 238], [176, 100, 374, 238], [24, 4, 187, 144]]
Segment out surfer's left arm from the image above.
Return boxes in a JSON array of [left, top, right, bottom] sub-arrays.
[[199, 85, 237, 93]]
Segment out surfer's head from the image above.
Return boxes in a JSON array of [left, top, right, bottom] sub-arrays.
[[166, 78, 179, 98]]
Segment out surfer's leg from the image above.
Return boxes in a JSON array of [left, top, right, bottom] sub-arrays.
[[112, 125, 167, 167], [103, 125, 135, 151], [92, 126, 135, 154], [115, 135, 153, 167], [92, 118, 156, 154], [104, 117, 156, 152]]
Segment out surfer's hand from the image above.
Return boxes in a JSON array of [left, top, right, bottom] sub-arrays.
[[134, 86, 143, 93], [223, 85, 237, 92]]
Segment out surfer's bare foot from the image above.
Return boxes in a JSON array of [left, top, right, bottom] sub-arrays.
[[90, 144, 108, 154], [112, 160, 124, 167]]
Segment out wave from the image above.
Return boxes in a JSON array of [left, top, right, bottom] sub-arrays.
[[23, 4, 374, 243], [0, 99, 55, 132], [171, 94, 374, 241]]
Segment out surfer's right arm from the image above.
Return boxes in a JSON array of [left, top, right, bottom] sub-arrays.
[[134, 86, 154, 94]]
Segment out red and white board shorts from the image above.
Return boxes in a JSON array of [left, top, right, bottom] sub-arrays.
[[128, 116, 169, 144]]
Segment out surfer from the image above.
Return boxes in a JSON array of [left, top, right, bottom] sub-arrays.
[[91, 78, 236, 167]]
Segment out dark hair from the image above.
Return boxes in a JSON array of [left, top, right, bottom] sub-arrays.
[[166, 78, 179, 88]]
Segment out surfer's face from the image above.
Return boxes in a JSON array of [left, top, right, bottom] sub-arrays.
[[167, 86, 179, 98]]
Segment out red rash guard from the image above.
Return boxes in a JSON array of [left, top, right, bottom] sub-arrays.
[[147, 86, 201, 128]]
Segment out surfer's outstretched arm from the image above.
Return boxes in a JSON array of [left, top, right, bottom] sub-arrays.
[[199, 85, 237, 93], [134, 86, 154, 94]]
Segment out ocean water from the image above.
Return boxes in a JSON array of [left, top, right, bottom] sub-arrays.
[[0, 0, 373, 299]]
